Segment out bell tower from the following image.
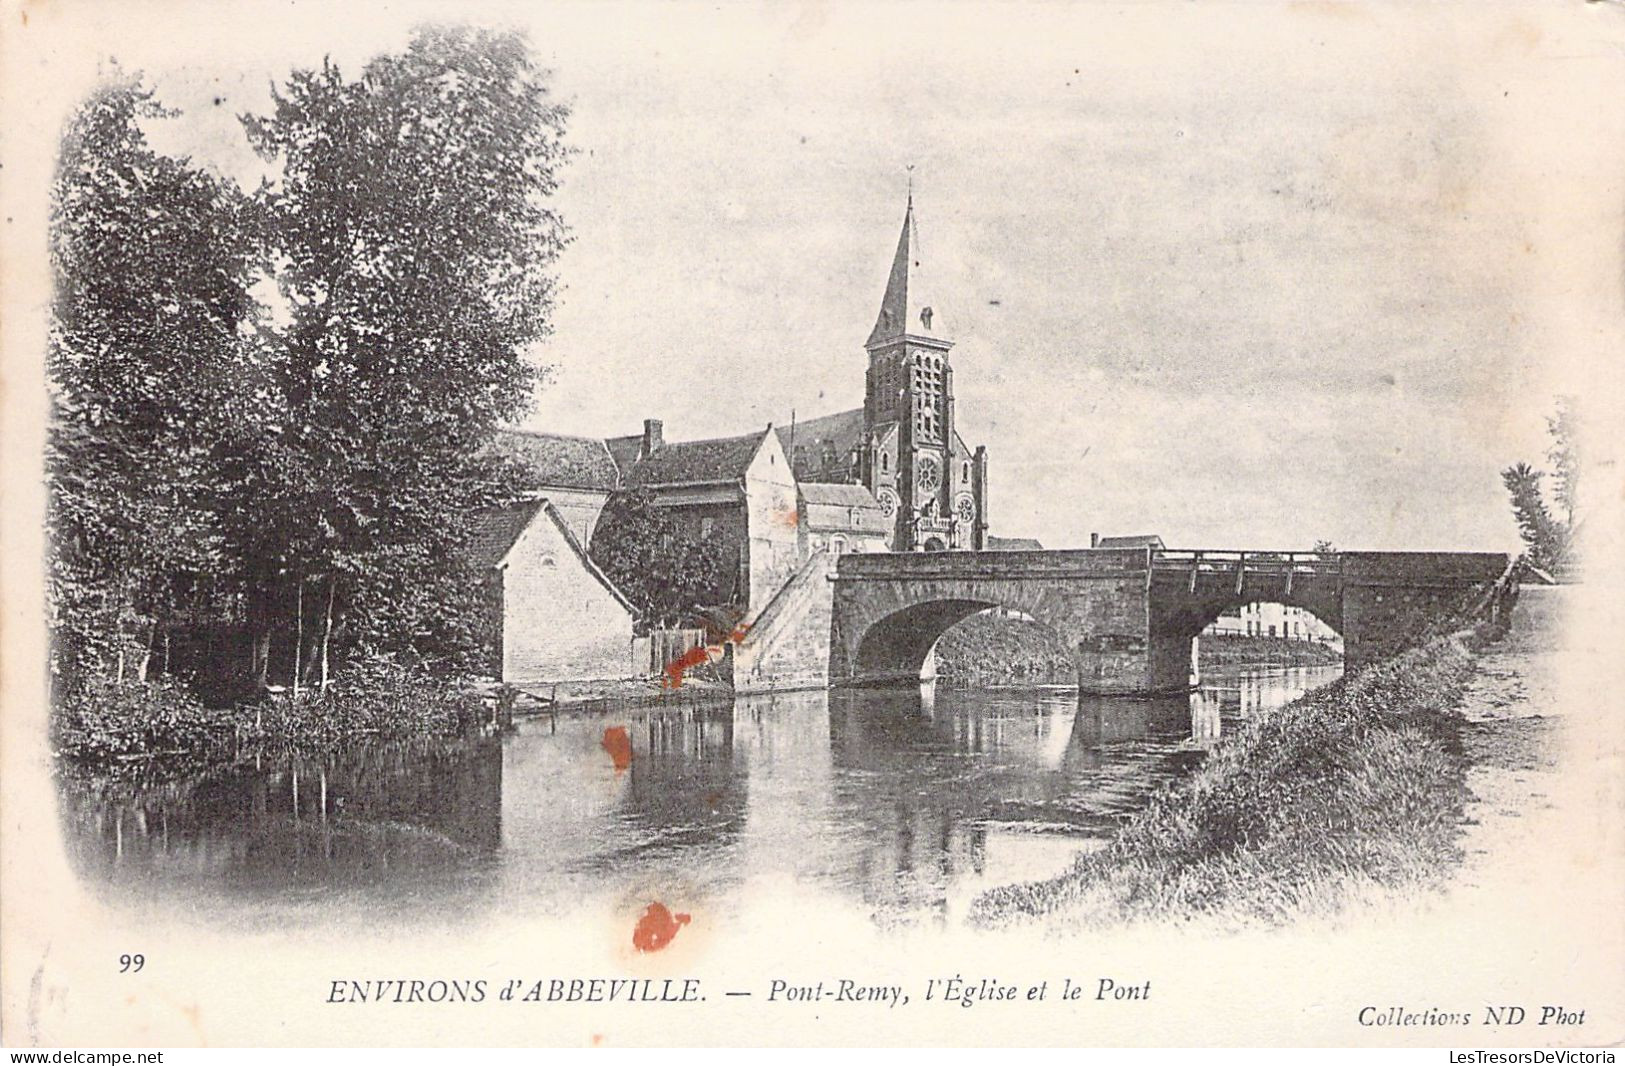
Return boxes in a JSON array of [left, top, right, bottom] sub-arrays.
[[863, 194, 956, 551]]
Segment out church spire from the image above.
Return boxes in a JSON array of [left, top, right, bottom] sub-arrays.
[[865, 193, 948, 350]]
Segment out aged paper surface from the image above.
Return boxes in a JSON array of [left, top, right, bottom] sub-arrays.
[[2, 0, 1623, 1049]]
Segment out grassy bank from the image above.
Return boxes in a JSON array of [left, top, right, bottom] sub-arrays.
[[53, 660, 488, 780], [935, 613, 1074, 687], [1199, 634, 1342, 669], [970, 627, 1490, 929]]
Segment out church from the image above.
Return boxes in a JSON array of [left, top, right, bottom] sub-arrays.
[[776, 195, 990, 554], [484, 196, 1000, 643]]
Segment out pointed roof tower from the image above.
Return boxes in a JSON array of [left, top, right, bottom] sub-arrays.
[[865, 194, 950, 351]]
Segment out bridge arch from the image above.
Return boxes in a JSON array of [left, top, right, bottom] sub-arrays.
[[851, 601, 1075, 685], [827, 556, 1147, 690]]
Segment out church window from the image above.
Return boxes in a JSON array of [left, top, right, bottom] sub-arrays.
[[881, 452, 889, 472]]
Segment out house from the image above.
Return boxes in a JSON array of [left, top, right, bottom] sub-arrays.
[[1203, 602, 1340, 644], [608, 420, 800, 612], [797, 482, 890, 556], [465, 498, 636, 683]]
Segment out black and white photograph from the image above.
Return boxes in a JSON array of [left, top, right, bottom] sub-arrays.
[[2, 0, 1622, 1050]]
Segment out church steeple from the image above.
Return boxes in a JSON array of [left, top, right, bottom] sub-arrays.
[[865, 195, 950, 350]]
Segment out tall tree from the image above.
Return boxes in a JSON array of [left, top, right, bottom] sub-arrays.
[[1546, 394, 1579, 529], [1501, 461, 1565, 571], [238, 26, 571, 676], [47, 75, 265, 689]]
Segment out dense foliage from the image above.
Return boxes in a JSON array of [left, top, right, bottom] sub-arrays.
[[589, 490, 738, 630], [47, 28, 569, 755]]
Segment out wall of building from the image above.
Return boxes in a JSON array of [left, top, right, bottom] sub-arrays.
[[743, 435, 800, 611], [544, 487, 612, 547], [500, 513, 634, 682]]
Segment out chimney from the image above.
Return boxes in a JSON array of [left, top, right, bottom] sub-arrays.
[[641, 419, 664, 459], [1091, 532, 1100, 548]]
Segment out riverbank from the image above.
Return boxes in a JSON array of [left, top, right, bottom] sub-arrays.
[[969, 621, 1492, 929], [52, 662, 491, 780], [1198, 634, 1342, 668]]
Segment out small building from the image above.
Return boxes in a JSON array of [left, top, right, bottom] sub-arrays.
[[608, 420, 801, 613], [797, 482, 890, 556], [465, 498, 636, 683], [1204, 601, 1340, 643]]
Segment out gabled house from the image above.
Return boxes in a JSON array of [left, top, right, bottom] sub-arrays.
[[606, 420, 800, 612], [465, 498, 635, 683]]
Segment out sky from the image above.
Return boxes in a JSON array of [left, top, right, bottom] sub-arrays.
[[12, 0, 1625, 552]]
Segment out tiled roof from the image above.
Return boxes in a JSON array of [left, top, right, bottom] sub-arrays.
[[776, 408, 866, 481], [1096, 534, 1164, 550], [987, 535, 1045, 551], [464, 499, 546, 569], [491, 429, 621, 492], [799, 482, 882, 508], [624, 429, 767, 488]]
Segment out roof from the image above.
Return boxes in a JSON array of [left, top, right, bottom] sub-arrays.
[[624, 428, 769, 488], [463, 498, 636, 614], [464, 499, 547, 569], [987, 535, 1044, 551], [1096, 534, 1165, 550], [490, 429, 620, 492], [777, 408, 867, 480], [799, 482, 882, 508], [867, 197, 951, 350]]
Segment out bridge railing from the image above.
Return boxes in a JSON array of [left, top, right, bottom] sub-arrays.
[[1153, 549, 1343, 595]]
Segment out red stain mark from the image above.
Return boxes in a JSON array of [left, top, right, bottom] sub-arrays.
[[774, 506, 800, 529], [663, 644, 710, 689], [632, 902, 691, 953], [601, 726, 633, 771], [591, 1035, 603, 1047], [662, 625, 752, 689]]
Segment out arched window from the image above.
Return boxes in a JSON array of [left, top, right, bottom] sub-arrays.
[[830, 535, 848, 555], [881, 452, 889, 472]]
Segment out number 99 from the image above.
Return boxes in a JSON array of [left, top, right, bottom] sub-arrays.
[[119, 954, 144, 973]]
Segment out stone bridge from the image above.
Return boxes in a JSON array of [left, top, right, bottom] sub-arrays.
[[815, 546, 1512, 695]]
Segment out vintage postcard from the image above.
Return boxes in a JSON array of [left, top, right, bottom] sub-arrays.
[[2, 0, 1622, 1050]]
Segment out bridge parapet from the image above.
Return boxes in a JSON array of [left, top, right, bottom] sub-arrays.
[[1340, 551, 1509, 586], [835, 547, 1150, 581]]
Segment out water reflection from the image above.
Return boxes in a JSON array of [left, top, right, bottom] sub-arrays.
[[58, 664, 1340, 927]]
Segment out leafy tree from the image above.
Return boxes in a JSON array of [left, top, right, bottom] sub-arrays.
[[590, 492, 738, 629], [235, 26, 571, 682], [47, 74, 265, 691], [1501, 397, 1582, 574], [1501, 461, 1567, 572]]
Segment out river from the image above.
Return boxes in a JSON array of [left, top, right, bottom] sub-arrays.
[[58, 664, 1342, 930]]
